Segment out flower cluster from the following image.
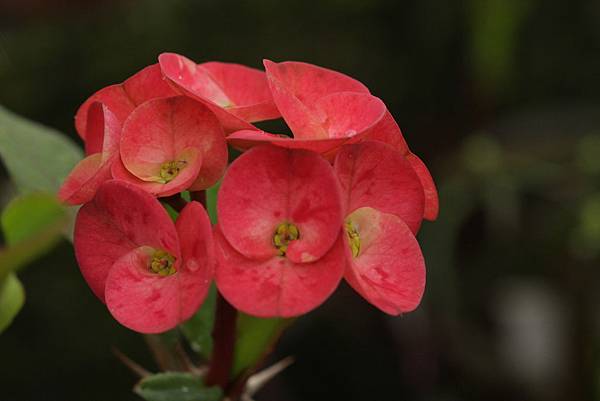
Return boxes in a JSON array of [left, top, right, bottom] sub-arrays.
[[60, 53, 438, 332]]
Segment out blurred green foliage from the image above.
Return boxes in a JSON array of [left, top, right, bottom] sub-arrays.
[[0, 273, 24, 332], [0, 193, 68, 332], [0, 106, 82, 194]]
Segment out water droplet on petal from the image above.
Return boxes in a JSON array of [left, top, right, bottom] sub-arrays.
[[186, 260, 199, 271]]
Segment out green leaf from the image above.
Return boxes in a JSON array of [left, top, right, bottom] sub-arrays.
[[163, 202, 179, 222], [180, 285, 216, 358], [206, 182, 220, 224], [233, 314, 292, 377], [0, 105, 82, 194], [0, 193, 68, 281], [135, 372, 222, 401], [0, 273, 25, 333]]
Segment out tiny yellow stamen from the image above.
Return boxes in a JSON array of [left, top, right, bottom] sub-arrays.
[[159, 160, 188, 183], [273, 222, 300, 256], [345, 220, 361, 258], [150, 249, 177, 276]]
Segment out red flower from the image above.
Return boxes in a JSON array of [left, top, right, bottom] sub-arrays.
[[62, 60, 231, 202], [111, 96, 227, 196], [59, 64, 178, 205], [334, 141, 426, 314], [214, 145, 345, 317], [158, 52, 280, 133], [228, 60, 387, 155], [74, 180, 214, 333]]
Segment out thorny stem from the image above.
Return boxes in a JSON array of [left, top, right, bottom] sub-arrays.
[[205, 292, 238, 391]]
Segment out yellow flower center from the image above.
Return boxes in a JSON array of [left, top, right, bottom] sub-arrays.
[[345, 220, 361, 258], [273, 222, 300, 256], [149, 249, 177, 276], [159, 160, 187, 183]]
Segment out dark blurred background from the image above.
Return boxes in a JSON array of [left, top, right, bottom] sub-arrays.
[[1, 0, 599, 400]]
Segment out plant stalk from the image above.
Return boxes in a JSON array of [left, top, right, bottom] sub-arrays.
[[205, 292, 238, 390]]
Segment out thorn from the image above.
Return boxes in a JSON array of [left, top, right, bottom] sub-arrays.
[[112, 347, 151, 378], [174, 342, 203, 375], [245, 356, 295, 397]]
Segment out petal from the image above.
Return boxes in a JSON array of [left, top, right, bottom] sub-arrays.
[[159, 53, 257, 133], [264, 71, 328, 139], [58, 153, 113, 206], [316, 92, 385, 139], [186, 108, 228, 191], [263, 60, 370, 105], [361, 111, 410, 155], [344, 207, 425, 315], [75, 85, 134, 140], [75, 64, 176, 139], [228, 129, 349, 155], [159, 53, 232, 106], [334, 141, 425, 234], [360, 112, 437, 221], [121, 64, 176, 105], [104, 246, 182, 333], [265, 62, 384, 141], [84, 102, 122, 157], [214, 228, 345, 317], [175, 201, 214, 320], [406, 152, 439, 221], [111, 148, 202, 197], [74, 180, 180, 300], [217, 145, 343, 262], [201, 61, 280, 121]]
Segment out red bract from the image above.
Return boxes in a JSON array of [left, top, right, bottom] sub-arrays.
[[75, 64, 176, 141], [334, 141, 426, 315], [111, 96, 227, 196], [58, 102, 121, 205], [214, 145, 345, 317], [159, 52, 280, 133], [74, 180, 213, 333]]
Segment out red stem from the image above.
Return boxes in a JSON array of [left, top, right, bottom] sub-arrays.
[[191, 189, 237, 389], [205, 292, 238, 390]]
